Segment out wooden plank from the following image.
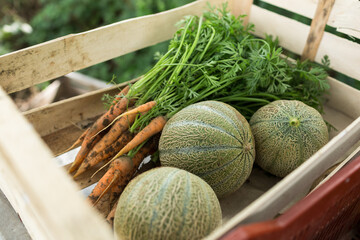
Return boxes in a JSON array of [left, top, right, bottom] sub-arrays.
[[325, 77, 360, 119], [302, 0, 336, 61], [24, 81, 132, 137], [42, 125, 85, 156], [0, 87, 113, 240], [249, 5, 360, 81], [261, 0, 360, 39], [24, 79, 137, 156], [0, 0, 228, 94], [230, 0, 254, 25]]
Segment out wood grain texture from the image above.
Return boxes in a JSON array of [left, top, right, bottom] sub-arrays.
[[262, 0, 360, 39], [0, 86, 113, 240], [24, 79, 137, 156], [231, 0, 254, 25], [24, 80, 135, 137], [0, 0, 227, 94], [249, 5, 360, 81], [302, 0, 336, 61], [324, 77, 360, 119], [42, 124, 86, 156]]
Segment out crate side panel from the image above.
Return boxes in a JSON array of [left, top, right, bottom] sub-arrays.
[[249, 5, 360, 81], [0, 0, 227, 94], [0, 87, 113, 239], [24, 84, 127, 137], [325, 77, 360, 120], [262, 0, 360, 39]]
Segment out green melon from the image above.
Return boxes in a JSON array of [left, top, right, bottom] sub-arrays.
[[249, 100, 329, 177], [114, 167, 222, 240], [159, 100, 255, 198]]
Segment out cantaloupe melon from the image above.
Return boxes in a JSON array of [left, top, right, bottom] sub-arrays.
[[249, 100, 329, 177], [114, 167, 222, 240], [159, 100, 255, 198]]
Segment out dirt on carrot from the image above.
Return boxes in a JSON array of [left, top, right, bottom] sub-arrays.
[[87, 86, 131, 138], [87, 156, 134, 205], [68, 86, 134, 174], [87, 135, 159, 207], [73, 131, 133, 178], [68, 133, 103, 173]]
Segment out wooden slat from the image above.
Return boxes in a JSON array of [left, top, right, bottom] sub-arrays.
[[24, 83, 125, 137], [231, 0, 254, 25], [42, 125, 85, 156], [24, 79, 137, 156], [325, 77, 360, 119], [302, 0, 335, 61], [249, 5, 360, 81], [262, 0, 360, 39], [0, 0, 228, 94], [0, 86, 113, 240]]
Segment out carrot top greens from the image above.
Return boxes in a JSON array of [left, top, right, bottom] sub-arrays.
[[113, 3, 329, 134]]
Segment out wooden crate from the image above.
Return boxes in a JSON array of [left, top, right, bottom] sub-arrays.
[[0, 0, 359, 239]]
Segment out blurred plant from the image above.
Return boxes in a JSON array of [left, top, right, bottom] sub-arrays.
[[0, 20, 33, 55], [3, 0, 194, 83], [0, 0, 40, 54]]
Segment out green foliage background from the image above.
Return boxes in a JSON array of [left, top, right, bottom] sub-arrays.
[[0, 0, 194, 83], [1, 0, 359, 89]]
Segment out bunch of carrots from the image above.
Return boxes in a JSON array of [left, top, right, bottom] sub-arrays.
[[67, 85, 165, 220], [65, 4, 329, 224]]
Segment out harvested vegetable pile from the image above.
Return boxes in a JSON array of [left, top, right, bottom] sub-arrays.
[[66, 4, 330, 223]]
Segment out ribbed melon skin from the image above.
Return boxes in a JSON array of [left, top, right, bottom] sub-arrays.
[[159, 101, 255, 197], [114, 167, 222, 240], [249, 100, 329, 177]]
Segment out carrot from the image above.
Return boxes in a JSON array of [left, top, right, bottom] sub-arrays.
[[109, 135, 158, 203], [111, 115, 167, 161], [68, 86, 133, 173], [85, 107, 138, 159], [117, 101, 156, 119], [68, 133, 103, 173], [86, 86, 132, 140], [131, 134, 159, 168], [88, 136, 158, 207], [98, 101, 157, 136], [111, 88, 127, 106], [87, 156, 134, 205], [73, 131, 133, 178], [106, 201, 118, 226]]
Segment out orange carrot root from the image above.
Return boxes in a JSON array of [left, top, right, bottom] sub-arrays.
[[108, 135, 159, 203], [88, 136, 158, 207], [94, 171, 120, 206], [86, 85, 131, 140], [87, 157, 134, 205], [73, 131, 133, 178], [106, 201, 118, 226], [86, 107, 138, 156], [68, 133, 102, 173], [118, 101, 156, 118], [111, 115, 167, 161], [69, 86, 133, 174], [111, 86, 130, 106], [94, 100, 157, 139]]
